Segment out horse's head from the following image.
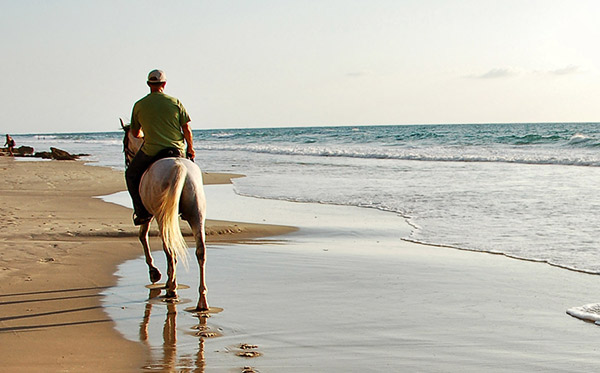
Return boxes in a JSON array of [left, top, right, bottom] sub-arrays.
[[120, 118, 144, 167]]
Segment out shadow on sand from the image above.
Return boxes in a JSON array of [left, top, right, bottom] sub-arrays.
[[0, 286, 112, 332]]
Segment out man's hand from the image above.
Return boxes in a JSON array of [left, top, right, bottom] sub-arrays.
[[186, 147, 196, 161]]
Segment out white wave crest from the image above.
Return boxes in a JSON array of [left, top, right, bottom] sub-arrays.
[[198, 143, 600, 168]]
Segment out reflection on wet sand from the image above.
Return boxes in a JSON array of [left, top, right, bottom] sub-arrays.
[[139, 288, 208, 372], [104, 258, 264, 372]]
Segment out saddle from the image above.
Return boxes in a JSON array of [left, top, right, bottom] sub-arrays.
[[154, 147, 183, 161]]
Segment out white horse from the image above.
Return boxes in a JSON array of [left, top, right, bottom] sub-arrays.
[[122, 121, 208, 311]]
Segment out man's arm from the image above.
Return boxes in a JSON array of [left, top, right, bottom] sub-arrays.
[[181, 121, 195, 159], [130, 105, 144, 138]]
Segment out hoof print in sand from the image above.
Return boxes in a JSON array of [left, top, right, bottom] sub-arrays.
[[240, 343, 258, 350], [190, 323, 222, 338], [236, 343, 261, 358], [195, 329, 221, 338]]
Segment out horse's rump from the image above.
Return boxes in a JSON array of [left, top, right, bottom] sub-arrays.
[[140, 157, 190, 265]]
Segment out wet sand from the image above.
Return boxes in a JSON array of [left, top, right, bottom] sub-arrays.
[[0, 157, 293, 372], [106, 186, 600, 372]]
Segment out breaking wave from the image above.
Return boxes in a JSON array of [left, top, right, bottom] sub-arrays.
[[198, 143, 600, 167]]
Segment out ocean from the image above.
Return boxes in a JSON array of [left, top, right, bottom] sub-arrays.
[[13, 122, 600, 274]]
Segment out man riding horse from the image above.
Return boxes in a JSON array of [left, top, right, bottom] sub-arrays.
[[126, 69, 196, 225]]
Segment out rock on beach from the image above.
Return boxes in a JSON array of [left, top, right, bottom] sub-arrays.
[[1, 145, 88, 160]]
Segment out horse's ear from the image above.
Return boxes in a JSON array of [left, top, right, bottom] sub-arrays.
[[119, 118, 126, 130]]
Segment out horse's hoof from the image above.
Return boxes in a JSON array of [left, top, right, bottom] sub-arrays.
[[165, 291, 177, 299], [183, 306, 223, 314], [196, 301, 209, 313], [149, 268, 161, 283]]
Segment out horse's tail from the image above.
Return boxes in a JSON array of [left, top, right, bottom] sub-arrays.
[[155, 159, 189, 267]]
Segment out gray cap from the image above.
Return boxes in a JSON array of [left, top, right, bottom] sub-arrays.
[[147, 69, 167, 83]]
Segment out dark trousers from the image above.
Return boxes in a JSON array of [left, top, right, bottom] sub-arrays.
[[125, 148, 183, 218]]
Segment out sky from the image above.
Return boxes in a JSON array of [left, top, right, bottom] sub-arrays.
[[2, 0, 600, 134]]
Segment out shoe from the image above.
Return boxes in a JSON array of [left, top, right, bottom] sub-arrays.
[[133, 213, 152, 226]]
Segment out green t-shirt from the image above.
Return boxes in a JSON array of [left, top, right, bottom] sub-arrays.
[[130, 92, 191, 156]]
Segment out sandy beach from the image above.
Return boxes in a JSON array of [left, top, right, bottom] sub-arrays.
[[0, 157, 293, 372], [4, 157, 600, 372]]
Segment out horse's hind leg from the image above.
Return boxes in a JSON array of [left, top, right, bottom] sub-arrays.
[[189, 217, 209, 311], [163, 241, 178, 298], [139, 222, 161, 283], [196, 235, 209, 311]]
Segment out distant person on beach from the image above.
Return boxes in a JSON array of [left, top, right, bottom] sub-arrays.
[[4, 134, 15, 156], [125, 69, 195, 226]]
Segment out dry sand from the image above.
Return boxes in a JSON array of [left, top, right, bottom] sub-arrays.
[[0, 157, 294, 372]]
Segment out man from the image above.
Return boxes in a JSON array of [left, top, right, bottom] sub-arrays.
[[125, 69, 196, 225]]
